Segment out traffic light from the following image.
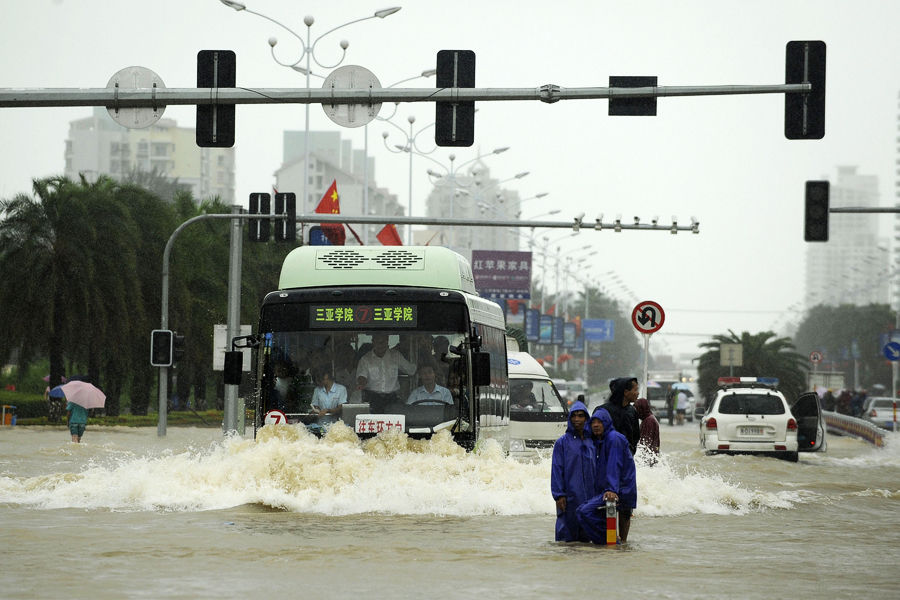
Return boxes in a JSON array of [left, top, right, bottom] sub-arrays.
[[248, 193, 271, 242], [196, 50, 236, 147], [435, 50, 476, 147], [804, 180, 829, 242], [173, 334, 186, 363], [274, 192, 297, 242], [785, 41, 826, 140], [150, 329, 173, 367]]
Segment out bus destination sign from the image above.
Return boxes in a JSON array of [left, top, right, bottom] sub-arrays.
[[309, 305, 418, 328]]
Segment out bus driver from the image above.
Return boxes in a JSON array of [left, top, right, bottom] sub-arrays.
[[406, 363, 453, 406], [356, 333, 417, 411]]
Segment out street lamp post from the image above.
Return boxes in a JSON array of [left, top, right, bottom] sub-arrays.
[[363, 70, 435, 244], [220, 1, 401, 214], [422, 147, 511, 252], [382, 115, 437, 244]]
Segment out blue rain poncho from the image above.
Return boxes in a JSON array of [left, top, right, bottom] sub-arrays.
[[550, 400, 595, 542], [576, 407, 638, 543]]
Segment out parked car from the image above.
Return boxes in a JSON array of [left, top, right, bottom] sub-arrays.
[[699, 377, 825, 462], [862, 396, 899, 430]]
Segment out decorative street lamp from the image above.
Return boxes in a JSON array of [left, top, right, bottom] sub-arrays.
[[220, 1, 401, 214]]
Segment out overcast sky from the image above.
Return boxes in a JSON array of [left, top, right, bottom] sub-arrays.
[[2, 0, 899, 362]]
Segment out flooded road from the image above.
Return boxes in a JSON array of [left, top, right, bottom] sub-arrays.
[[1, 423, 898, 599]]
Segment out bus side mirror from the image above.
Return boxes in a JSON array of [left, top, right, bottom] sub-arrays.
[[473, 351, 491, 387], [223, 351, 243, 385]]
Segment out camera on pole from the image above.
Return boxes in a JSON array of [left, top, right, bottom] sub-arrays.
[[804, 180, 829, 242], [435, 50, 476, 147]]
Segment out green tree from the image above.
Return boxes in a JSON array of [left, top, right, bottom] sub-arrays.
[[697, 330, 808, 402], [793, 303, 893, 390], [114, 183, 179, 415], [0, 177, 95, 407]]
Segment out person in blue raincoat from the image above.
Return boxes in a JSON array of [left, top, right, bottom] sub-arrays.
[[550, 400, 595, 542], [576, 407, 638, 543]]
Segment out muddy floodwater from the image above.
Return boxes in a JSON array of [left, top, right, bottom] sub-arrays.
[[1, 423, 898, 599]]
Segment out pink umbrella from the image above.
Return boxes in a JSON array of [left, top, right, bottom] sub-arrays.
[[58, 381, 106, 409]]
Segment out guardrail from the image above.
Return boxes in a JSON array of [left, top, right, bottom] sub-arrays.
[[824, 411, 887, 447]]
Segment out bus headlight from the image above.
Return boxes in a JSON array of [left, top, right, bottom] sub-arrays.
[[509, 438, 526, 452]]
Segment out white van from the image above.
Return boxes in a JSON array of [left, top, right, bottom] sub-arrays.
[[508, 351, 569, 459]]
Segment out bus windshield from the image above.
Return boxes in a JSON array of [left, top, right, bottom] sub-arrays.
[[256, 298, 474, 438]]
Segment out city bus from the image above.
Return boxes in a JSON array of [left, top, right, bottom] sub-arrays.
[[230, 245, 509, 451]]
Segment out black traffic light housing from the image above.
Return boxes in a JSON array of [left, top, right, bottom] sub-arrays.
[[249, 193, 271, 242], [435, 50, 476, 147], [172, 334, 186, 363], [196, 50, 236, 147], [785, 41, 826, 140], [150, 329, 173, 367], [274, 192, 297, 242], [804, 180, 829, 242]]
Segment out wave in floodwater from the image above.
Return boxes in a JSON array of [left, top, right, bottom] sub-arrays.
[[0, 422, 875, 516]]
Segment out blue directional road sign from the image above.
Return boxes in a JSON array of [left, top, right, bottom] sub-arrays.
[[583, 319, 614, 342], [883, 342, 900, 362]]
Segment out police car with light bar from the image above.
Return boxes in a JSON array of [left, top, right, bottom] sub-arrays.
[[699, 377, 825, 462]]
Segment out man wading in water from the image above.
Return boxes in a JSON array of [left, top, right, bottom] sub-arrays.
[[550, 399, 595, 542]]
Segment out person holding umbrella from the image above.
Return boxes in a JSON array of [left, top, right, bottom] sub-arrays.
[[51, 380, 106, 443], [66, 400, 88, 443]]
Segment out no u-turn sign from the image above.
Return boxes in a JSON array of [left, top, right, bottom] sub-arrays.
[[631, 300, 665, 335]]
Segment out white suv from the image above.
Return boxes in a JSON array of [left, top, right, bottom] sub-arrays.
[[700, 377, 825, 462]]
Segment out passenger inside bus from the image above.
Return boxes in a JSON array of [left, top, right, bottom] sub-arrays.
[[406, 363, 453, 405], [310, 368, 348, 426], [356, 333, 417, 412], [271, 359, 297, 412]]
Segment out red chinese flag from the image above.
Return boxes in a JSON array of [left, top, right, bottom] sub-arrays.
[[376, 224, 403, 246], [315, 180, 345, 245]]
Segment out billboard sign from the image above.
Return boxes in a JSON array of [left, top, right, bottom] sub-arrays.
[[471, 250, 532, 299]]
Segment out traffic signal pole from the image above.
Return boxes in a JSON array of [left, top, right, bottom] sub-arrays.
[[156, 210, 697, 436], [0, 82, 812, 108]]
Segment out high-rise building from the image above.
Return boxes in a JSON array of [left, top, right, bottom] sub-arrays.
[[422, 160, 522, 262], [275, 131, 402, 244], [805, 166, 888, 307], [64, 107, 235, 203]]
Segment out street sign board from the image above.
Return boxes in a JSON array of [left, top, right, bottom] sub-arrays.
[[583, 318, 615, 342], [883, 342, 900, 362], [539, 314, 553, 344], [631, 300, 665, 334], [321, 64, 382, 128], [552, 317, 564, 345], [525, 308, 540, 342], [809, 350, 823, 364], [720, 343, 743, 367]]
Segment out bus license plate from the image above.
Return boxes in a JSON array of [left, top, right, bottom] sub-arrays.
[[741, 426, 764, 436], [355, 414, 406, 434]]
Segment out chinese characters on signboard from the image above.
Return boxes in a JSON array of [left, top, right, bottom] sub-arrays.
[[471, 250, 532, 299], [309, 305, 418, 328]]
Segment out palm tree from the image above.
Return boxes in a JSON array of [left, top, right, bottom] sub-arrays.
[[697, 330, 808, 402], [0, 177, 95, 409]]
